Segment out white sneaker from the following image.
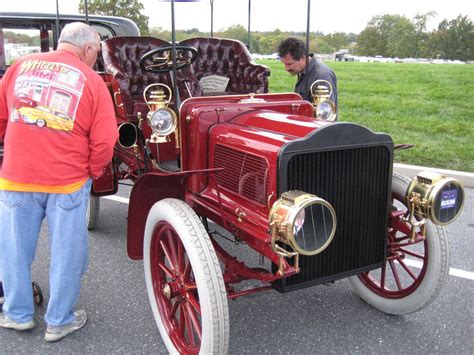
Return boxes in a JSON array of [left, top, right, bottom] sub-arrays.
[[0, 313, 35, 331], [44, 310, 87, 342]]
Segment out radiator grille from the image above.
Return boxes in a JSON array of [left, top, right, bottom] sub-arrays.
[[214, 144, 269, 205], [275, 146, 391, 292]]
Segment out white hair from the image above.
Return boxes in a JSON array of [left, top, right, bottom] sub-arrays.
[[58, 22, 99, 48]]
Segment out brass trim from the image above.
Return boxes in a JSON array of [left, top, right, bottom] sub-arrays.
[[162, 284, 171, 299], [235, 208, 246, 222], [143, 83, 173, 109], [405, 171, 465, 226], [146, 107, 178, 138], [310, 79, 337, 121], [113, 89, 124, 108], [269, 191, 337, 256]]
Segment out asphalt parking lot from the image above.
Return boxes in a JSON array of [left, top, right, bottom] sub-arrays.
[[0, 185, 472, 354]]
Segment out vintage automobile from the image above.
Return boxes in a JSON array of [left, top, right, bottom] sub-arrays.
[[0, 9, 466, 355], [89, 33, 466, 354]]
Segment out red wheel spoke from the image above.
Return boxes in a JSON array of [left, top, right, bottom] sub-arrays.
[[179, 304, 186, 338], [391, 241, 415, 249], [380, 263, 386, 290], [397, 258, 418, 280], [187, 291, 201, 314], [169, 299, 179, 320], [166, 230, 179, 267], [399, 248, 425, 260], [185, 302, 202, 342], [160, 240, 176, 272], [183, 304, 196, 346], [158, 262, 174, 279], [184, 262, 192, 280], [391, 234, 411, 243], [389, 260, 403, 290]]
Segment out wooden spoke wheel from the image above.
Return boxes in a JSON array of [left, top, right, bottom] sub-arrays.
[[144, 199, 229, 354], [350, 174, 449, 314]]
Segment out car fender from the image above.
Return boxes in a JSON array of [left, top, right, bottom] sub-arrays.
[[127, 168, 221, 259]]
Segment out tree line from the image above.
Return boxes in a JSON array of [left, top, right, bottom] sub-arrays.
[[148, 14, 473, 61], [77, 1, 473, 60], [4, 1, 472, 62]]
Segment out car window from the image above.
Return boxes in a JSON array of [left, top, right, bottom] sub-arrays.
[[92, 24, 115, 40], [2, 28, 50, 65]]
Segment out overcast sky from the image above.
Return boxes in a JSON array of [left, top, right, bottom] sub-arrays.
[[2, 0, 473, 34]]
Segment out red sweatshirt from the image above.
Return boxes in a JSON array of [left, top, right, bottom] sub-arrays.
[[0, 50, 118, 190]]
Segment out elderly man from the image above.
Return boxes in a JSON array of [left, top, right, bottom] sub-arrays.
[[278, 37, 338, 110], [0, 22, 118, 342]]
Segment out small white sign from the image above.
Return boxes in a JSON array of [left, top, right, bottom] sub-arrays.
[[199, 75, 230, 94]]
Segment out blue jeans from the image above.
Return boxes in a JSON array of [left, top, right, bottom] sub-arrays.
[[0, 180, 91, 326]]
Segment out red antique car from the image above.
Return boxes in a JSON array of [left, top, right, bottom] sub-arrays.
[[90, 33, 465, 354], [0, 7, 466, 355]]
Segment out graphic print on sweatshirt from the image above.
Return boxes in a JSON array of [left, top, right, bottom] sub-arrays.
[[10, 60, 86, 132]]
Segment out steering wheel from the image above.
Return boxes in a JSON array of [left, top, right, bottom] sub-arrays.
[[138, 44, 198, 73]]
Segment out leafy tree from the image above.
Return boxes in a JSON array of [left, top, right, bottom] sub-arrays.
[[149, 27, 207, 42], [217, 25, 248, 44], [323, 32, 349, 52], [311, 37, 334, 54], [258, 33, 287, 54], [412, 11, 436, 58], [3, 31, 39, 46], [357, 14, 415, 58], [357, 26, 385, 56], [78, 0, 150, 35], [428, 15, 473, 61]]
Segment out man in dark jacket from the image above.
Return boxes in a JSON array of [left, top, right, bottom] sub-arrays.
[[278, 37, 338, 110]]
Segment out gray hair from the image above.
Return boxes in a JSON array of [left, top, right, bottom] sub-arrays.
[[58, 22, 99, 48]]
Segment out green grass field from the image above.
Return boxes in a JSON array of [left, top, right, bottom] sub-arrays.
[[257, 60, 474, 172]]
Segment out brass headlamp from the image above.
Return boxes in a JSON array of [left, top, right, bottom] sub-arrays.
[[143, 83, 177, 143], [269, 190, 337, 257], [405, 171, 465, 227], [310, 79, 337, 122]]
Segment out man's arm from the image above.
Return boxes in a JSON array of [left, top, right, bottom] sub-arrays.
[[313, 66, 338, 111], [0, 78, 8, 141], [88, 80, 118, 178]]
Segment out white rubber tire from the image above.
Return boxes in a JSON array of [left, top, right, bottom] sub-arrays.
[[349, 173, 450, 315], [86, 196, 100, 230], [143, 198, 229, 354]]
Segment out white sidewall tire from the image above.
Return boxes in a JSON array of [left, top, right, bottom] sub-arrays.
[[349, 173, 450, 315], [86, 196, 100, 230], [143, 198, 229, 354]]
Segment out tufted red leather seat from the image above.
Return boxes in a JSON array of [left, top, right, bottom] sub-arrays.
[[177, 37, 270, 96], [101, 36, 174, 119]]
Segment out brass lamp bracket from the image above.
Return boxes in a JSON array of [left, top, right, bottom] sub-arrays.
[[404, 192, 428, 241], [270, 222, 300, 276]]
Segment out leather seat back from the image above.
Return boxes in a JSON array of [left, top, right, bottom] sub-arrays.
[[102, 36, 173, 118], [178, 37, 270, 95]]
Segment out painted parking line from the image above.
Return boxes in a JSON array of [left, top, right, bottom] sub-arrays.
[[403, 259, 474, 281], [103, 195, 130, 204], [103, 195, 474, 281]]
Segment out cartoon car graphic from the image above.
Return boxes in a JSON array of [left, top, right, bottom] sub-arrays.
[[12, 94, 38, 110], [17, 105, 74, 132]]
